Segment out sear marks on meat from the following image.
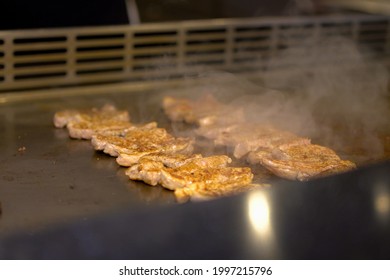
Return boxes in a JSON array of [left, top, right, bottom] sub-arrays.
[[159, 156, 235, 190], [126, 154, 231, 186], [67, 120, 134, 140], [125, 153, 252, 202], [173, 172, 255, 203], [248, 144, 356, 181], [53, 104, 131, 139], [92, 125, 194, 161], [125, 153, 204, 185], [115, 137, 194, 166], [91, 123, 163, 156], [53, 104, 130, 128], [167, 165, 253, 202], [54, 104, 255, 202]]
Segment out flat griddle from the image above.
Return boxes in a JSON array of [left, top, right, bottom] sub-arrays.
[[0, 88, 389, 259]]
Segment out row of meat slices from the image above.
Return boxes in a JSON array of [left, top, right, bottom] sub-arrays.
[[53, 104, 255, 202], [162, 95, 356, 181]]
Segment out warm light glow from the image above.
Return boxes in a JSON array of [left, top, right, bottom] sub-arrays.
[[375, 194, 390, 215], [373, 182, 390, 221], [246, 190, 279, 258], [247, 191, 271, 235]]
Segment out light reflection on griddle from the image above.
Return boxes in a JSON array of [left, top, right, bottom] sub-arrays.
[[374, 182, 390, 224], [246, 190, 279, 258]]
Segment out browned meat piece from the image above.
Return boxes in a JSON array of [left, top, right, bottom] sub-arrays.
[[195, 123, 239, 140], [125, 154, 229, 186], [167, 165, 253, 202], [91, 124, 164, 156], [92, 125, 194, 162], [249, 144, 356, 181], [162, 96, 195, 123], [126, 154, 231, 185], [163, 95, 245, 126], [159, 155, 237, 190], [163, 95, 357, 183], [53, 109, 80, 128], [53, 104, 130, 128], [164, 96, 309, 159], [115, 137, 194, 166], [174, 175, 256, 202], [127, 160, 165, 186], [125, 153, 204, 185], [124, 152, 202, 169], [209, 123, 311, 159], [67, 120, 134, 140], [125, 154, 252, 202]]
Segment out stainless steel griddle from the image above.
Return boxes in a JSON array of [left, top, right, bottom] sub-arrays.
[[0, 85, 280, 236], [0, 88, 178, 236], [0, 84, 389, 260], [0, 14, 390, 259]]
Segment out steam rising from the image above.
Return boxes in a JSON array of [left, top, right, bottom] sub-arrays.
[[173, 36, 390, 164], [260, 37, 389, 158]]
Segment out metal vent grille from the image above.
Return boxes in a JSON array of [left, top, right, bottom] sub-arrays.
[[0, 15, 389, 92]]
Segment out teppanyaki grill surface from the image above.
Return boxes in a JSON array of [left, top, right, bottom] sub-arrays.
[[0, 89, 389, 259], [0, 90, 179, 236], [0, 161, 389, 259]]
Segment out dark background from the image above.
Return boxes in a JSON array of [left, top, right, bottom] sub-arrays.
[[0, 0, 319, 30], [0, 0, 129, 30]]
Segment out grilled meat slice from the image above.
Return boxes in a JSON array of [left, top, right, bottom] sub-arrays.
[[115, 137, 194, 166], [126, 155, 253, 203], [133, 152, 203, 168], [127, 160, 164, 186], [195, 123, 239, 140], [126, 155, 232, 187], [53, 109, 80, 128], [174, 172, 255, 202], [162, 96, 195, 123], [125, 153, 203, 185], [159, 155, 236, 190], [91, 123, 163, 156], [250, 144, 356, 181], [92, 124, 194, 162], [53, 104, 130, 128], [167, 165, 253, 202], [126, 153, 228, 185], [67, 120, 134, 139], [163, 95, 245, 126], [209, 123, 311, 159]]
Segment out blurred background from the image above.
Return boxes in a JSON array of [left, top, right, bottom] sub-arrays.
[[0, 0, 387, 30]]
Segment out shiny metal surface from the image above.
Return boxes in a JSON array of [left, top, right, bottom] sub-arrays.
[[0, 161, 389, 259], [0, 87, 275, 237], [0, 88, 389, 259], [0, 90, 178, 236]]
